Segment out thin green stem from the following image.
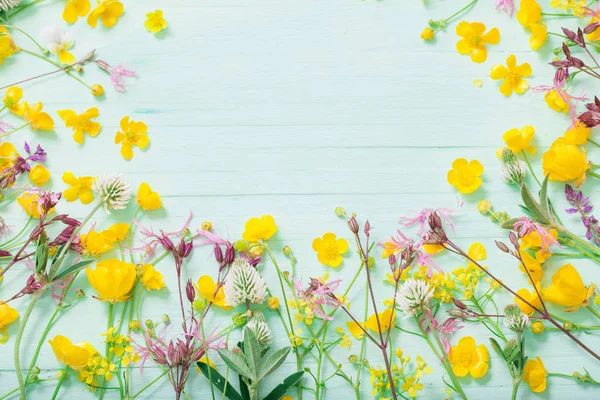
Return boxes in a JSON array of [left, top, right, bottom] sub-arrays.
[[0, 387, 19, 400], [3, 25, 46, 52], [511, 379, 521, 400], [521, 152, 541, 187], [50, 367, 68, 400], [263, 243, 296, 336], [0, 122, 30, 139], [587, 305, 600, 320], [541, 13, 578, 17], [19, 48, 93, 90], [588, 139, 600, 148], [99, 302, 115, 400], [443, 0, 478, 25], [8, 0, 47, 18], [15, 291, 44, 400], [0, 217, 32, 248], [588, 170, 600, 180], [129, 370, 168, 399]]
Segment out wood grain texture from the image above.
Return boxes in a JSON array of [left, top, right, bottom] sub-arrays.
[[1, 0, 600, 399]]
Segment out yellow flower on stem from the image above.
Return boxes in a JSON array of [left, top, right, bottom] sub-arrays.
[[114, 116, 149, 160], [447, 158, 484, 194], [517, 0, 542, 29], [102, 222, 129, 243], [81, 228, 114, 257], [402, 377, 424, 397], [145, 10, 168, 34], [519, 250, 543, 283], [141, 264, 165, 291], [23, 102, 54, 131], [455, 21, 500, 63], [3, 87, 25, 116], [17, 193, 50, 219], [502, 125, 536, 155], [365, 308, 396, 333], [87, 0, 124, 28], [490, 54, 532, 97], [49, 335, 95, 370], [542, 138, 589, 186], [86, 259, 136, 303], [529, 23, 547, 51], [542, 263, 595, 311], [544, 89, 569, 113], [0, 26, 17, 64], [62, 172, 95, 204], [312, 232, 348, 268], [421, 27, 435, 41], [195, 275, 232, 310], [62, 0, 91, 24], [515, 284, 542, 315], [136, 182, 162, 211], [0, 303, 19, 334], [242, 215, 277, 242], [523, 357, 547, 392], [57, 108, 101, 144], [28, 164, 50, 186], [449, 336, 489, 378], [346, 321, 366, 339], [0, 142, 18, 170], [564, 121, 591, 145]]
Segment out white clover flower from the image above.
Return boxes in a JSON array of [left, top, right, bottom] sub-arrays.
[[395, 278, 434, 317], [503, 304, 530, 333], [224, 259, 267, 307], [0, 0, 21, 11], [92, 174, 132, 213], [500, 148, 527, 185], [244, 312, 272, 345]]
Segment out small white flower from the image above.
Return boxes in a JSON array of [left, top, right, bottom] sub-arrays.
[[395, 278, 434, 317], [92, 174, 132, 213], [244, 312, 272, 345], [224, 259, 267, 307], [0, 0, 21, 11], [40, 26, 75, 64], [503, 304, 530, 333], [500, 148, 527, 185]]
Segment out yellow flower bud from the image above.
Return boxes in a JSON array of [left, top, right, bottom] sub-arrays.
[[531, 321, 544, 334], [129, 320, 141, 331], [421, 27, 435, 41], [92, 84, 104, 97], [563, 321, 573, 331], [395, 348, 403, 359], [201, 221, 212, 231], [282, 246, 291, 256], [268, 297, 280, 310], [477, 200, 492, 215]]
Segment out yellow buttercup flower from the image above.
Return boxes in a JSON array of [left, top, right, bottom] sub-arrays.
[[312, 232, 348, 268], [102, 222, 129, 243], [242, 215, 277, 242], [542, 138, 589, 186], [543, 263, 595, 312], [0, 26, 17, 65], [81, 228, 114, 257], [58, 108, 101, 144], [402, 377, 424, 397], [422, 243, 444, 254], [86, 259, 136, 303], [23, 102, 54, 131], [517, 0, 542, 29], [449, 336, 489, 378], [92, 84, 104, 97], [49, 335, 95, 370], [519, 250, 543, 283], [346, 321, 366, 339], [28, 164, 50, 186], [115, 116, 149, 160], [447, 158, 484, 194], [523, 357, 547, 392], [467, 242, 487, 261], [62, 172, 95, 204], [267, 297, 279, 310], [365, 308, 396, 333], [88, 0, 124, 28], [421, 27, 435, 41], [502, 125, 536, 155], [3, 86, 25, 116], [0, 142, 18, 171], [490, 54, 532, 97], [0, 304, 19, 332], [455, 21, 500, 63], [17, 193, 48, 219], [141, 264, 165, 291], [564, 121, 591, 145], [145, 10, 168, 34], [63, 0, 91, 24], [544, 89, 569, 113], [515, 284, 542, 315], [529, 23, 547, 51], [136, 182, 162, 211], [195, 275, 232, 310]]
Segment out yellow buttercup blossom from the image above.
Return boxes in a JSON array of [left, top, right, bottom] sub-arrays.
[[0, 26, 17, 65], [0, 303, 19, 335], [421, 27, 435, 41], [86, 259, 136, 303], [17, 193, 48, 219], [115, 116, 149, 160], [49, 335, 95, 370], [242, 215, 277, 242], [519, 250, 543, 283], [455, 21, 500, 63], [502, 125, 536, 155], [312, 232, 348, 268], [141, 264, 165, 291], [195, 275, 232, 310], [531, 321, 544, 334], [268, 297, 280, 310], [542, 137, 589, 186], [88, 0, 124, 28], [23, 102, 54, 131], [81, 228, 114, 257], [543, 263, 595, 311], [523, 357, 547, 392], [564, 121, 591, 145], [544, 89, 569, 113], [346, 321, 366, 339], [58, 108, 101, 144], [62, 172, 95, 204], [515, 284, 542, 315], [0, 142, 18, 171], [467, 242, 487, 261], [3, 86, 25, 116], [145, 10, 168, 34], [422, 244, 444, 254], [447, 158, 484, 194], [449, 336, 489, 378], [517, 0, 542, 29], [28, 164, 50, 186], [402, 377, 424, 397], [529, 23, 547, 51], [63, 0, 91, 24], [490, 54, 532, 97], [136, 182, 162, 211], [102, 222, 129, 243], [365, 308, 396, 333]]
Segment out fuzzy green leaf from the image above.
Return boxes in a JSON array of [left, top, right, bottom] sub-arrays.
[[35, 232, 48, 274], [520, 183, 550, 224], [218, 349, 255, 380], [52, 259, 94, 282], [258, 347, 291, 381], [243, 329, 261, 377], [263, 371, 304, 400], [539, 174, 551, 218], [489, 338, 506, 361], [197, 361, 244, 400], [500, 218, 521, 230]]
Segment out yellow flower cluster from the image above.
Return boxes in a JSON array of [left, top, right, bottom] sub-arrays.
[[104, 327, 140, 367], [451, 243, 487, 299], [3, 87, 54, 131], [369, 349, 432, 398], [80, 223, 128, 257], [63, 0, 124, 28], [516, 0, 547, 50]]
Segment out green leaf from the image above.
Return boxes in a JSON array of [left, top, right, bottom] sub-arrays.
[[243, 328, 261, 377], [35, 232, 48, 274], [263, 371, 304, 400], [520, 183, 550, 224], [239, 374, 250, 400], [52, 259, 94, 282], [51, 243, 66, 265], [218, 349, 255, 380], [196, 361, 244, 400], [488, 338, 506, 361], [258, 347, 291, 381], [539, 174, 551, 217], [500, 218, 521, 230]]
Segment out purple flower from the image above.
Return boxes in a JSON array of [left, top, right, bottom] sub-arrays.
[[293, 277, 342, 320], [565, 184, 600, 245], [96, 60, 136, 92]]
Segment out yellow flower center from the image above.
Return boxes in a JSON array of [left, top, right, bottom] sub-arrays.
[[457, 172, 475, 187], [471, 36, 481, 46]]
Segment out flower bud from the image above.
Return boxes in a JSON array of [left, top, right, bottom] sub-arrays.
[[531, 321, 544, 334], [162, 314, 170, 324], [129, 320, 141, 331], [186, 279, 196, 303], [233, 313, 247, 327], [268, 297, 280, 310], [452, 298, 467, 310], [145, 319, 154, 329], [563, 321, 573, 331], [421, 27, 435, 41], [364, 220, 371, 236], [495, 240, 510, 253], [348, 216, 359, 234], [201, 221, 212, 231], [214, 244, 224, 263], [282, 246, 291, 256], [348, 355, 359, 364], [225, 243, 235, 264], [91, 84, 104, 97], [477, 200, 492, 215], [193, 298, 207, 312], [334, 206, 346, 217]]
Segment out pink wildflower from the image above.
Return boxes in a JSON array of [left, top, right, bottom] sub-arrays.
[[129, 211, 192, 259], [379, 230, 443, 276], [531, 68, 587, 119], [421, 310, 463, 354], [513, 217, 561, 253], [293, 277, 342, 320], [96, 60, 136, 92], [400, 207, 456, 235], [495, 0, 515, 16], [0, 120, 13, 134]]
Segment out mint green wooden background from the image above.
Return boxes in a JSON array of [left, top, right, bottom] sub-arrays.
[[1, 0, 600, 398]]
